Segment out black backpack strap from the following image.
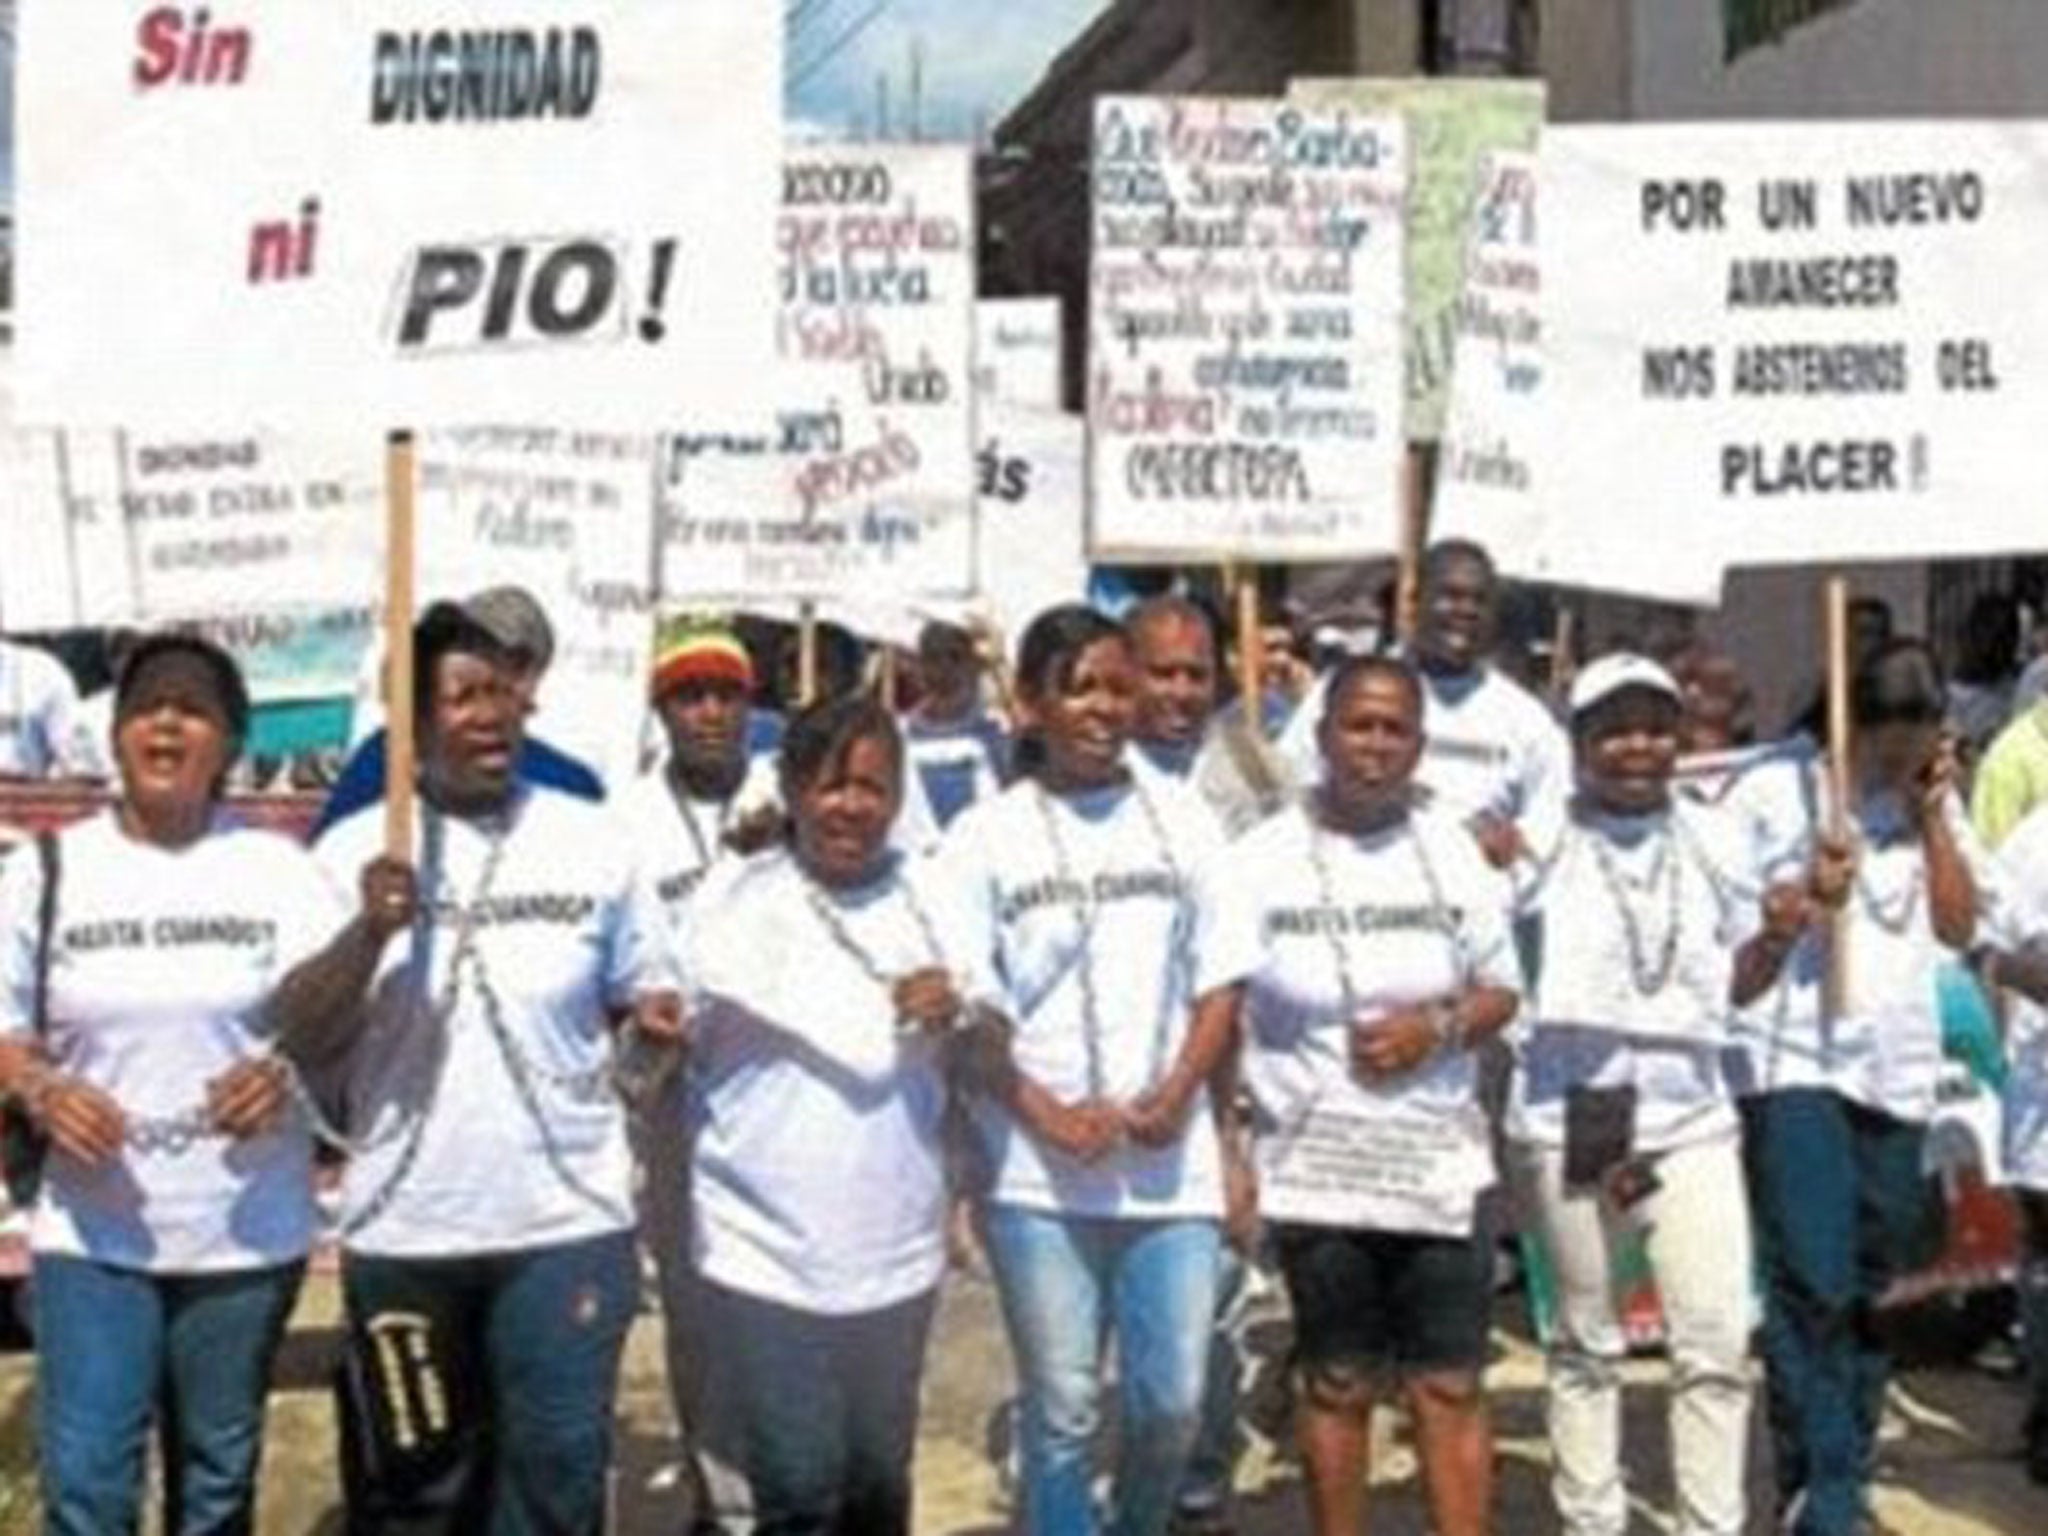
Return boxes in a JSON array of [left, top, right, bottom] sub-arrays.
[[31, 832, 59, 1040]]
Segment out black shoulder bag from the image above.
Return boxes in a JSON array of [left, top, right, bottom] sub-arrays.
[[2, 832, 61, 1208]]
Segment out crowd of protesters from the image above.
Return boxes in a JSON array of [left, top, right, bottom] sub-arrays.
[[2, 545, 2048, 1536]]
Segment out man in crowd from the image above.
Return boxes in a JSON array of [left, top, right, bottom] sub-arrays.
[[902, 620, 1007, 830], [316, 586, 603, 835], [1280, 539, 1570, 882]]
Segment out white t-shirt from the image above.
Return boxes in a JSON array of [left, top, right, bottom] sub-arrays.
[[683, 847, 1000, 1313], [1511, 801, 1760, 1154], [614, 756, 781, 933], [0, 641, 91, 779], [1278, 663, 1570, 863], [1996, 806, 2048, 1191], [315, 788, 677, 1257], [940, 769, 1259, 1220], [1233, 804, 1521, 1236], [1731, 789, 1990, 1122], [0, 813, 342, 1272]]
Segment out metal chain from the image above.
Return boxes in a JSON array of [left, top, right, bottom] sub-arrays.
[[1305, 807, 1471, 1022], [1853, 854, 1924, 935], [123, 1106, 220, 1157], [670, 776, 737, 875], [1583, 817, 1684, 998], [1029, 776, 1187, 1100], [1261, 808, 1474, 1171], [801, 858, 951, 1035], [115, 825, 497, 1163], [465, 940, 632, 1228], [339, 812, 506, 1239]]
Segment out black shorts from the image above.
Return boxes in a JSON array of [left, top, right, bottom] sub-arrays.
[[1273, 1222, 1491, 1376]]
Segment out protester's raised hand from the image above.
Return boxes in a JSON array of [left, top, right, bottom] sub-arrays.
[[359, 856, 419, 942]]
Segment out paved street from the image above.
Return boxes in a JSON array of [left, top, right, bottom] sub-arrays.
[[1, 1267, 2044, 1533]]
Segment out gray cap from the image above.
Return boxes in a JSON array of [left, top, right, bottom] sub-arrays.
[[461, 586, 554, 670]]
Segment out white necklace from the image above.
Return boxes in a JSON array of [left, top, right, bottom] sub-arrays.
[[1029, 774, 1188, 1100]]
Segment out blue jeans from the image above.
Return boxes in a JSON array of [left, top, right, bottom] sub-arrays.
[[1177, 1244, 1246, 1515], [984, 1206, 1220, 1536], [696, 1279, 937, 1535], [1743, 1089, 1944, 1536], [340, 1230, 637, 1536], [35, 1254, 306, 1536]]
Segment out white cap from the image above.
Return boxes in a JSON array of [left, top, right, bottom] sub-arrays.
[[1568, 653, 1682, 718]]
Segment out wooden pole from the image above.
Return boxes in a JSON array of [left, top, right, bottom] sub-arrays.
[[384, 431, 417, 861], [1548, 604, 1577, 708], [797, 600, 820, 707], [1396, 444, 1427, 642], [1233, 565, 1264, 742], [1825, 575, 1853, 1018], [974, 620, 1021, 729]]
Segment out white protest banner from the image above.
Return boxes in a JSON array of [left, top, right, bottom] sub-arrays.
[[416, 426, 658, 783], [1087, 97, 1407, 563], [1290, 78, 1544, 439], [975, 299, 1064, 410], [120, 434, 385, 620], [1430, 151, 1546, 578], [1540, 122, 2048, 602], [19, 2, 780, 432], [660, 144, 977, 601], [0, 428, 137, 631], [962, 405, 1089, 648]]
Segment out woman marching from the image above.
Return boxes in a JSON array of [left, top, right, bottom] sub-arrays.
[[1737, 640, 1985, 1536], [940, 604, 1258, 1536], [680, 694, 1007, 1534], [275, 599, 683, 1535], [1233, 655, 1522, 1536], [0, 634, 339, 1534], [1508, 654, 1844, 1536]]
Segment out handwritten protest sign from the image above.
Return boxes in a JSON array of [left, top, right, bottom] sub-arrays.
[[1257, 1101, 1492, 1237], [416, 427, 658, 782], [19, 1, 780, 432], [1087, 97, 1408, 563], [0, 427, 135, 631], [121, 434, 385, 620], [1430, 152, 1546, 579], [1290, 78, 1543, 439], [1538, 122, 2048, 603], [660, 145, 977, 601], [975, 299, 1064, 410]]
